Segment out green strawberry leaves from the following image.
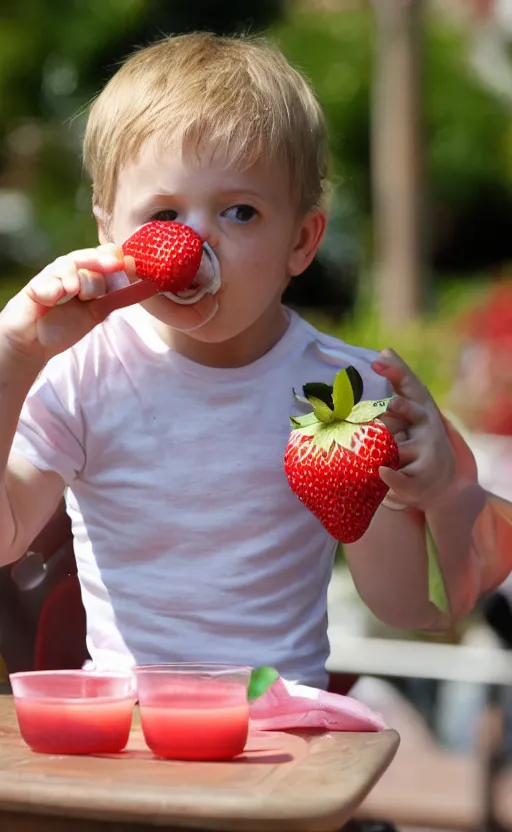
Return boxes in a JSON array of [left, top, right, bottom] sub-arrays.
[[302, 367, 364, 424], [290, 412, 319, 429], [307, 397, 336, 424], [346, 366, 364, 405], [302, 382, 334, 409], [302, 382, 336, 424], [291, 366, 393, 433], [345, 398, 394, 424], [247, 666, 279, 701], [332, 369, 356, 421]]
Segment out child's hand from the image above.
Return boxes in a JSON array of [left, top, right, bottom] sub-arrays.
[[0, 244, 125, 365], [372, 349, 456, 511]]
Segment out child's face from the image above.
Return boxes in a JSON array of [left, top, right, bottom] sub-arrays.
[[103, 138, 325, 361]]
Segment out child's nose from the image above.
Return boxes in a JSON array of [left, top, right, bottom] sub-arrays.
[[186, 214, 218, 249]]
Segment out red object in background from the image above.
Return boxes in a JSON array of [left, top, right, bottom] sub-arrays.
[[34, 575, 88, 671], [480, 394, 512, 436], [460, 284, 512, 346], [473, 0, 495, 21], [457, 282, 512, 436], [328, 672, 358, 696]]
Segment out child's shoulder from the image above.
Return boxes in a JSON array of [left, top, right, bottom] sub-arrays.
[[291, 311, 391, 399]]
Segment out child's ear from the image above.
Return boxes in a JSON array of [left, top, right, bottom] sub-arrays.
[[288, 210, 326, 277], [93, 205, 112, 245]]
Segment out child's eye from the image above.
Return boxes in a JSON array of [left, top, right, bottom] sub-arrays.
[[222, 205, 258, 223], [151, 209, 178, 222]]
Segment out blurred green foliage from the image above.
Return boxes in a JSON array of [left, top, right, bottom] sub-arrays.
[[271, 6, 511, 398], [0, 0, 285, 289], [310, 276, 490, 405], [274, 7, 512, 254]]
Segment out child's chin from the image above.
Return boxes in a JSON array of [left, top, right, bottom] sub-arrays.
[[182, 314, 250, 345], [182, 321, 235, 343], [142, 295, 220, 333]]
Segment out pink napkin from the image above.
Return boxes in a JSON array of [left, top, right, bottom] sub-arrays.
[[249, 677, 386, 732]]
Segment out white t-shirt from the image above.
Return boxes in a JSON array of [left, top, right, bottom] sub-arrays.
[[13, 306, 390, 687]]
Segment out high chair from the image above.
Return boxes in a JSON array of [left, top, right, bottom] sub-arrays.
[[0, 501, 88, 674]]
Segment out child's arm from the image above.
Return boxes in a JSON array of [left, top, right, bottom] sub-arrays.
[[0, 244, 124, 566], [344, 350, 511, 631], [0, 345, 66, 567], [344, 499, 484, 631]]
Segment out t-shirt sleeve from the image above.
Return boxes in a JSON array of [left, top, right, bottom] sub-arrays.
[[12, 351, 86, 484]]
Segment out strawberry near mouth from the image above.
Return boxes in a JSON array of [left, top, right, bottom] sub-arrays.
[[161, 242, 220, 305], [85, 222, 221, 320]]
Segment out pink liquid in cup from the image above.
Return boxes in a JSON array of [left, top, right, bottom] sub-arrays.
[[10, 670, 136, 755], [135, 664, 250, 761]]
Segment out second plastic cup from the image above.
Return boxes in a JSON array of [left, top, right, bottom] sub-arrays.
[[134, 663, 251, 761]]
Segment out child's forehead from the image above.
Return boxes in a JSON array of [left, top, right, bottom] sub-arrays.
[[116, 134, 293, 199]]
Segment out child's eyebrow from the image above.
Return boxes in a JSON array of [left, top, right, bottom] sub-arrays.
[[130, 189, 270, 217], [130, 193, 178, 214], [215, 189, 268, 203]]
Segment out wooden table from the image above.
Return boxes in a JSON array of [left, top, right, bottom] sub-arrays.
[[0, 696, 399, 832]]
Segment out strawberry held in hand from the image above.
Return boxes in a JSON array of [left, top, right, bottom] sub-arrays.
[[122, 220, 203, 294], [284, 367, 400, 544]]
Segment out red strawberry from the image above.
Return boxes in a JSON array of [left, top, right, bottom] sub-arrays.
[[122, 220, 203, 294], [284, 366, 400, 544]]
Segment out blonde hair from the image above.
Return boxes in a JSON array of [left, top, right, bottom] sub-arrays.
[[83, 32, 329, 216]]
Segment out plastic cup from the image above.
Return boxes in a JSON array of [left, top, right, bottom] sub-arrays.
[[134, 663, 251, 761], [10, 670, 136, 755]]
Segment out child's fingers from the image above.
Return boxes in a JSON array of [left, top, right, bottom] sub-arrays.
[[379, 466, 413, 494], [372, 349, 430, 406], [391, 437, 418, 467], [70, 246, 124, 273], [77, 270, 107, 301], [26, 258, 79, 307], [378, 411, 409, 437], [386, 396, 427, 426], [381, 448, 437, 480], [122, 255, 137, 281], [26, 249, 124, 308], [97, 242, 122, 258]]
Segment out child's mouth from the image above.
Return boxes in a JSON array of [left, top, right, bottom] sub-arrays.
[[162, 243, 220, 305]]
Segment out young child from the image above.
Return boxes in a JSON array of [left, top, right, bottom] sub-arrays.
[[0, 33, 509, 688]]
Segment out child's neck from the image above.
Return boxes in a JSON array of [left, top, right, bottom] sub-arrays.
[[152, 304, 290, 369]]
